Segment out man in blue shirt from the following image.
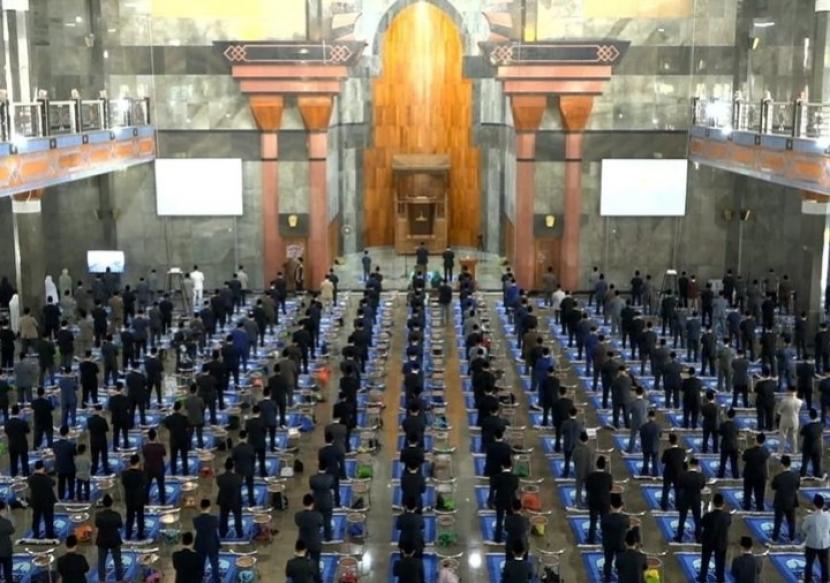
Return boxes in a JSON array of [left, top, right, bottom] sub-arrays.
[[533, 348, 554, 394], [230, 324, 249, 372]]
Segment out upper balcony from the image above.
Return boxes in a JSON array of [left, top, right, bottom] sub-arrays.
[[688, 94, 830, 195], [0, 90, 155, 198]]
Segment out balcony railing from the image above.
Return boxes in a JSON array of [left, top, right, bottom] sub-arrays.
[[692, 93, 830, 142], [0, 90, 151, 143]]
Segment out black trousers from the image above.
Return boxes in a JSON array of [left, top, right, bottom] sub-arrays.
[[677, 503, 701, 541], [702, 426, 718, 454], [125, 504, 145, 539], [170, 443, 188, 475], [57, 472, 75, 501], [682, 406, 699, 429], [255, 447, 267, 478], [112, 423, 129, 450], [0, 556, 12, 583], [805, 547, 830, 583], [718, 449, 738, 479], [31, 505, 55, 538], [699, 546, 726, 583], [803, 450, 823, 478], [587, 508, 606, 544], [146, 472, 165, 505], [742, 478, 765, 511], [757, 403, 775, 431], [660, 475, 678, 510], [220, 504, 243, 538], [772, 507, 796, 541], [242, 474, 255, 507]]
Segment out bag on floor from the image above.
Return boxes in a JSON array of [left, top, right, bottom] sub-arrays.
[[438, 566, 459, 583], [74, 524, 93, 542], [644, 568, 660, 583], [531, 521, 545, 536], [350, 496, 365, 510], [356, 465, 373, 479], [540, 567, 561, 583], [521, 492, 542, 512], [272, 492, 288, 510], [293, 459, 304, 474]]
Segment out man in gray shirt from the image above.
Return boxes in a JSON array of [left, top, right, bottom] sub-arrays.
[[572, 432, 594, 508], [184, 385, 205, 449]]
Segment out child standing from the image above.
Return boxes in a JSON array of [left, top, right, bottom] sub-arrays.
[[75, 444, 91, 501]]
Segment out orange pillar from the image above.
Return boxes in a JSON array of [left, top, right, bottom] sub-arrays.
[[558, 95, 594, 291], [509, 95, 547, 290], [249, 96, 284, 283], [298, 96, 334, 291]]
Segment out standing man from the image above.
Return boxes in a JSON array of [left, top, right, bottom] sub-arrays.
[[294, 494, 324, 577], [442, 247, 455, 281], [415, 242, 429, 273], [801, 494, 830, 583], [717, 409, 740, 479], [121, 454, 147, 541], [94, 495, 124, 583], [776, 387, 804, 454], [639, 410, 661, 477], [660, 433, 686, 511], [801, 408, 824, 478], [681, 367, 703, 429], [492, 458, 519, 544], [28, 461, 56, 538], [172, 532, 203, 583], [698, 493, 732, 583], [87, 405, 110, 475], [731, 537, 762, 583], [754, 367, 777, 431], [309, 463, 336, 542], [361, 251, 372, 282], [190, 266, 205, 309], [194, 499, 221, 583], [701, 391, 720, 454], [742, 434, 770, 512], [216, 458, 243, 539], [142, 429, 167, 506], [0, 501, 14, 583], [586, 456, 613, 545], [627, 387, 647, 454], [32, 387, 54, 449], [4, 405, 30, 477], [232, 432, 256, 508], [675, 457, 705, 543], [573, 431, 594, 508], [601, 494, 631, 582], [771, 455, 800, 543], [164, 402, 190, 476], [108, 383, 130, 451], [244, 406, 268, 478]]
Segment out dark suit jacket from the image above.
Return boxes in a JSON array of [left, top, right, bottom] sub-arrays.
[[601, 512, 630, 552], [485, 441, 513, 477], [701, 508, 731, 551], [56, 552, 89, 583], [731, 553, 761, 583], [27, 473, 56, 509], [661, 447, 686, 480], [4, 417, 29, 452], [677, 470, 706, 508], [681, 377, 703, 408], [400, 446, 425, 470], [719, 420, 739, 452], [94, 508, 123, 548], [231, 443, 256, 477], [164, 413, 190, 447], [501, 558, 532, 582], [87, 415, 109, 447], [309, 473, 335, 511], [396, 512, 425, 550], [771, 470, 800, 511], [616, 549, 647, 583], [639, 421, 661, 454], [285, 556, 316, 583], [193, 513, 221, 555], [294, 509, 323, 553], [53, 439, 77, 474], [318, 444, 345, 478], [244, 417, 267, 449], [742, 446, 770, 480], [173, 548, 203, 583], [216, 471, 242, 508], [801, 421, 824, 454], [393, 556, 425, 583], [492, 471, 519, 510], [586, 470, 613, 512], [121, 468, 147, 508]]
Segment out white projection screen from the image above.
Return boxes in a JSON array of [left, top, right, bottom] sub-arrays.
[[155, 158, 243, 216], [600, 159, 688, 217]]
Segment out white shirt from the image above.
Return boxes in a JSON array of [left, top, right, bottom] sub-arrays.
[[319, 278, 334, 301], [237, 271, 249, 290], [190, 270, 205, 290], [802, 510, 830, 549], [776, 394, 803, 426]]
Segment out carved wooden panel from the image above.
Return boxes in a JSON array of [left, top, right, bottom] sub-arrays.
[[363, 3, 480, 247]]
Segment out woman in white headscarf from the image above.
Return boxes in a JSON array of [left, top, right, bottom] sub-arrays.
[[44, 275, 58, 304], [58, 268, 72, 297], [8, 291, 19, 334]]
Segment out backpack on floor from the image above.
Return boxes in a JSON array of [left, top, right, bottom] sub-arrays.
[[272, 492, 288, 510], [293, 459, 304, 474]]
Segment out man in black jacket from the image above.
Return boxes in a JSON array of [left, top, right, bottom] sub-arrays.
[[485, 430, 512, 507], [125, 366, 147, 427], [771, 455, 800, 543], [285, 540, 317, 583], [294, 494, 323, 576], [318, 432, 345, 508], [700, 391, 719, 454], [4, 405, 30, 476], [164, 402, 190, 476], [244, 406, 268, 478], [31, 386, 54, 448], [731, 536, 762, 583], [492, 459, 519, 544], [699, 493, 732, 583], [94, 495, 124, 583], [194, 499, 221, 583], [172, 532, 203, 583], [660, 433, 685, 511], [108, 383, 130, 451], [57, 535, 89, 583], [28, 461, 56, 538], [551, 385, 573, 452], [800, 408, 824, 478], [78, 351, 99, 406], [144, 348, 164, 407], [309, 463, 335, 542], [681, 367, 703, 429], [601, 494, 632, 581], [586, 456, 613, 545], [616, 530, 647, 583], [717, 408, 740, 479], [754, 367, 777, 431], [216, 458, 243, 539], [231, 431, 257, 507], [87, 405, 110, 475], [675, 457, 705, 543], [121, 454, 147, 540], [742, 433, 770, 512]]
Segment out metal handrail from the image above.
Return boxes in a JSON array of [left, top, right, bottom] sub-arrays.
[[692, 93, 830, 143], [0, 89, 151, 143]]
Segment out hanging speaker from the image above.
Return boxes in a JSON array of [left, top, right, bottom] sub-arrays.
[[740, 209, 751, 221]]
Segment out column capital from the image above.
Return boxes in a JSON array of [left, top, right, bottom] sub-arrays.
[[558, 95, 595, 132], [510, 95, 547, 133], [248, 95, 284, 132], [297, 95, 334, 132]]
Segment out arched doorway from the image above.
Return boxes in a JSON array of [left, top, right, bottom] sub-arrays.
[[362, 1, 480, 249]]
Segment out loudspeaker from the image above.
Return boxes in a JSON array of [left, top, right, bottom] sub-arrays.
[[739, 209, 752, 221]]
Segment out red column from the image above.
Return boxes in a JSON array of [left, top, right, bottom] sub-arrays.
[[509, 95, 547, 290], [298, 96, 334, 290], [249, 96, 284, 283], [558, 95, 594, 291]]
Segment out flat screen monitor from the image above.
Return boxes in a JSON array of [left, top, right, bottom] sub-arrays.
[[87, 251, 125, 273], [155, 158, 243, 216], [600, 159, 688, 217]]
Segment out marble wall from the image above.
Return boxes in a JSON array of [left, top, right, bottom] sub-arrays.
[[0, 0, 821, 289]]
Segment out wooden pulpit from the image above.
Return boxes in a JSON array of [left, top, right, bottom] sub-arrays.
[[393, 154, 449, 254]]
